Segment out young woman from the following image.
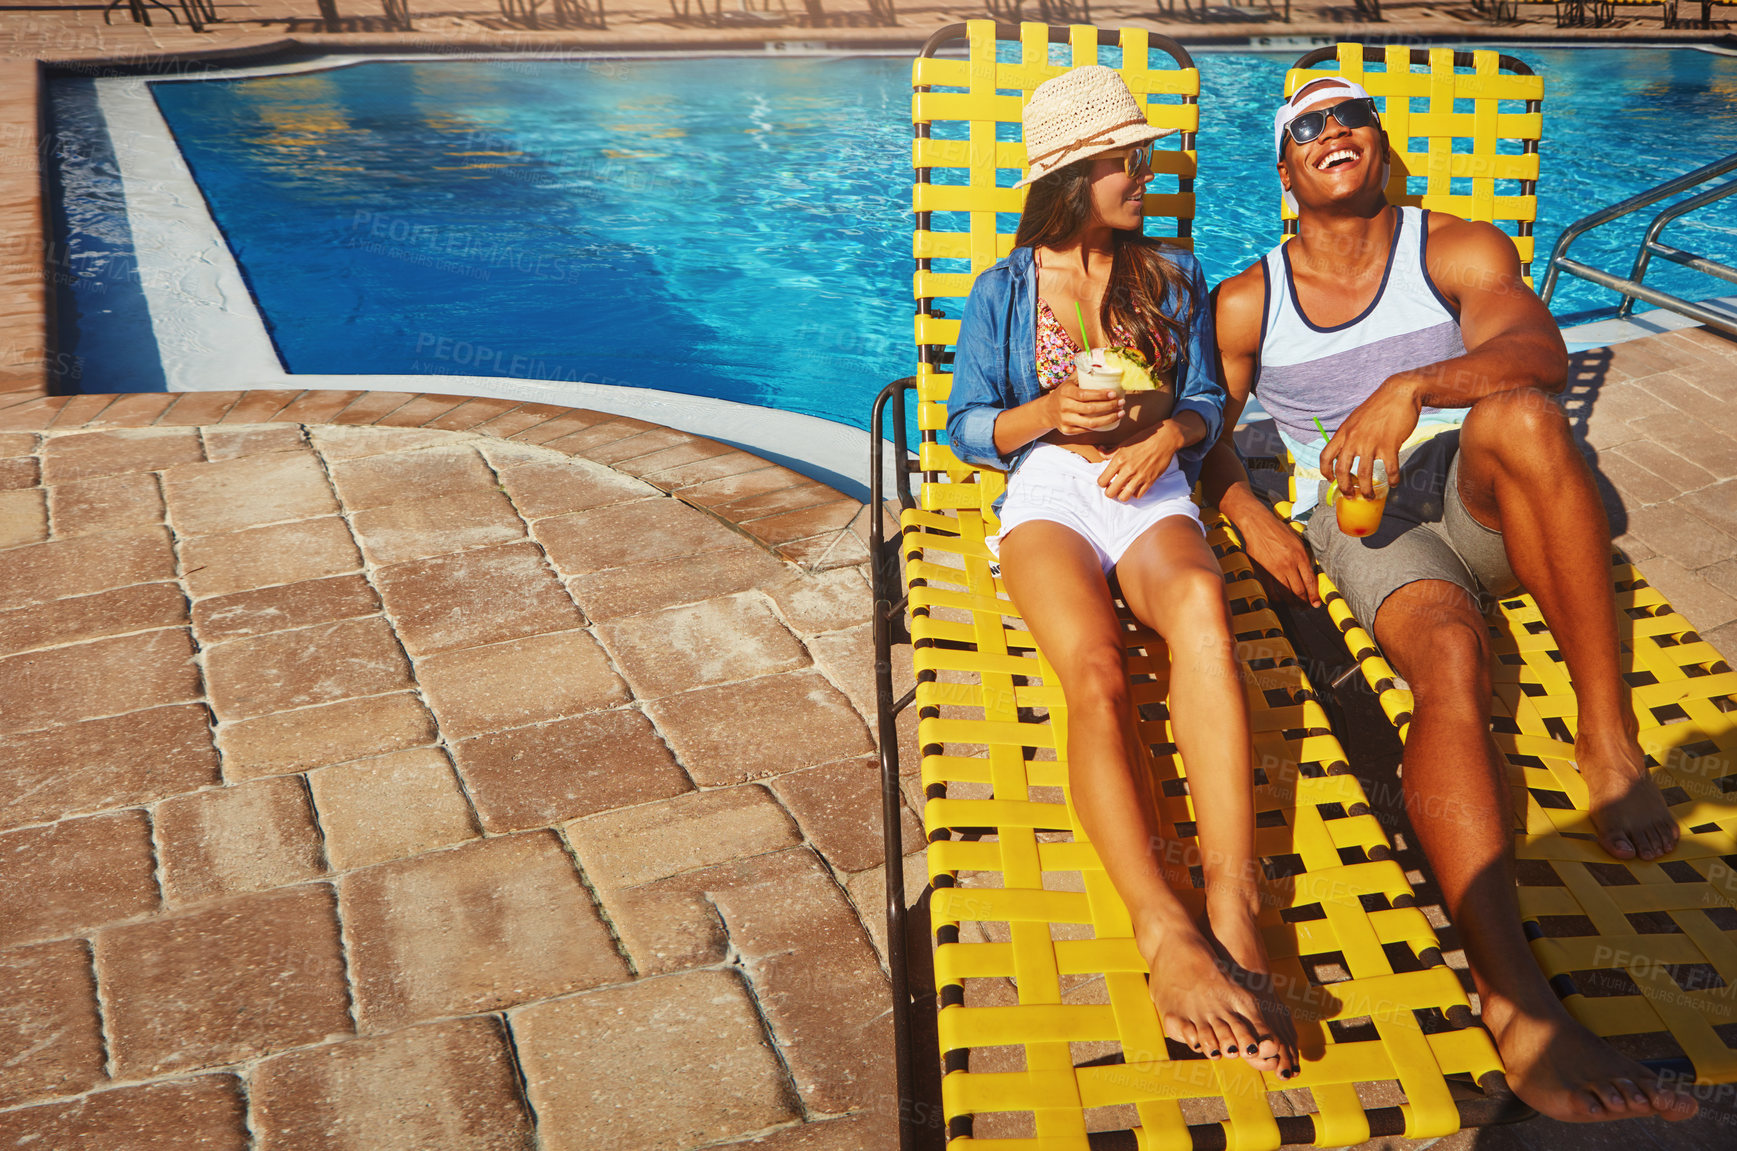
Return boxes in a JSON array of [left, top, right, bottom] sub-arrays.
[[946, 65, 1297, 1077]]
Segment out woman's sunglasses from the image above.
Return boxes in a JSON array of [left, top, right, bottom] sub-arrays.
[[1280, 98, 1380, 156], [1110, 144, 1154, 179]]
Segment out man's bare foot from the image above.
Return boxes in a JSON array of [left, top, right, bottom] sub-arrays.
[[1483, 995, 1697, 1122], [1577, 726, 1678, 861]]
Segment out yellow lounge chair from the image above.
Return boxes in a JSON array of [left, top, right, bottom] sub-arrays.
[[1267, 42, 1737, 1089], [869, 22, 1528, 1149]]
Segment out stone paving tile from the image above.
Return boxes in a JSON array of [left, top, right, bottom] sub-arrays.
[[675, 461, 812, 511], [637, 448, 775, 492], [578, 425, 696, 468], [308, 424, 462, 459], [39, 427, 201, 484], [0, 581, 187, 656], [1593, 448, 1680, 509], [0, 1074, 249, 1151], [1704, 558, 1737, 601], [845, 851, 931, 972], [0, 809, 158, 947], [1707, 622, 1737, 665], [1629, 413, 1737, 477], [250, 1016, 535, 1151], [0, 939, 104, 1108], [190, 573, 381, 643], [307, 748, 478, 871], [0, 397, 65, 431], [488, 450, 657, 518], [0, 524, 174, 611], [0, 432, 35, 455], [609, 434, 738, 479], [0, 484, 43, 545], [45, 470, 163, 536], [0, 627, 201, 735], [533, 495, 753, 575], [1624, 501, 1737, 572], [213, 389, 300, 424], [450, 707, 688, 832], [565, 545, 791, 621], [0, 450, 38, 488], [710, 478, 843, 525], [47, 395, 119, 429], [98, 884, 352, 1077], [372, 540, 584, 656], [0, 704, 219, 831], [203, 617, 411, 722], [1678, 477, 1737, 537], [423, 396, 522, 432], [217, 691, 438, 782], [510, 968, 798, 1151], [806, 622, 882, 718], [156, 776, 326, 905], [180, 516, 363, 600], [567, 785, 799, 890], [466, 403, 564, 440], [763, 566, 871, 637], [200, 422, 308, 460], [536, 414, 651, 453], [1607, 438, 1721, 493], [349, 488, 526, 565], [599, 593, 808, 699], [156, 391, 241, 427], [742, 498, 864, 550], [268, 390, 363, 425], [340, 831, 628, 1030], [325, 391, 417, 426], [646, 668, 874, 786], [327, 443, 498, 509], [1637, 555, 1737, 635], [777, 526, 872, 572], [706, 847, 893, 1115], [415, 627, 627, 740], [163, 450, 337, 535], [770, 756, 923, 875], [80, 391, 178, 428], [707, 1113, 891, 1150], [376, 393, 472, 427]]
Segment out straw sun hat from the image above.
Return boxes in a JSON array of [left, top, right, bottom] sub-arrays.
[[1016, 65, 1170, 189]]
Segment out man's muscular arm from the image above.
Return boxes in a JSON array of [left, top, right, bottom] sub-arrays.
[[1321, 217, 1569, 497], [1200, 268, 1321, 606]]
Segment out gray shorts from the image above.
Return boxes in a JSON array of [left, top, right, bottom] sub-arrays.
[[1304, 430, 1519, 631]]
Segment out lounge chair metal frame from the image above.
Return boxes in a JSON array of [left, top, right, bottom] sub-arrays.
[[1270, 43, 1737, 1090], [871, 23, 1534, 1150]]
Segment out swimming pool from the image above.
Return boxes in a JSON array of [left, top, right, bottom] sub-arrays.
[[51, 48, 1737, 429]]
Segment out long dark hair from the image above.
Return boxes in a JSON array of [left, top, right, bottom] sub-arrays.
[[1012, 158, 1193, 369]]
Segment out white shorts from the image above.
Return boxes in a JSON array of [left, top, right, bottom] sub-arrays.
[[989, 442, 1201, 574]]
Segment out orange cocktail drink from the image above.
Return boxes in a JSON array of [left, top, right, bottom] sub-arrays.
[[1332, 458, 1390, 538]]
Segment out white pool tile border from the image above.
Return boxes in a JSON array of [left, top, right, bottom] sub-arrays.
[[94, 62, 900, 500]]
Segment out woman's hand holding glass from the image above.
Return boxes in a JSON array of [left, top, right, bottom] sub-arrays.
[[1045, 377, 1125, 435]]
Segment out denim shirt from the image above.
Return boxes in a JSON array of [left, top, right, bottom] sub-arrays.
[[945, 244, 1226, 490]]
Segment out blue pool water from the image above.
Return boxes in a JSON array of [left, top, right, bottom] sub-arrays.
[[52, 49, 1737, 421]]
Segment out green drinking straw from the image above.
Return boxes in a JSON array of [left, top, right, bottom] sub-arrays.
[[1313, 416, 1331, 441], [1074, 301, 1091, 353]]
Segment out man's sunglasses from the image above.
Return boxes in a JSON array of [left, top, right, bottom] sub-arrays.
[[1280, 98, 1380, 156]]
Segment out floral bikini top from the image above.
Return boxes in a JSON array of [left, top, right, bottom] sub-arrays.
[[1032, 250, 1172, 390], [1036, 299, 1134, 391]]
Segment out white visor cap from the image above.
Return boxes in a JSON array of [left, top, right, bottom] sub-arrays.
[[1274, 78, 1377, 213]]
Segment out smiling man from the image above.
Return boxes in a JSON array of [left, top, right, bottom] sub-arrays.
[[1199, 78, 1698, 1124]]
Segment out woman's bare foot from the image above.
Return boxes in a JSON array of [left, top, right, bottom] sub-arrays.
[[1577, 726, 1678, 861], [1483, 995, 1697, 1122], [1138, 896, 1298, 1078], [1204, 894, 1298, 1077]]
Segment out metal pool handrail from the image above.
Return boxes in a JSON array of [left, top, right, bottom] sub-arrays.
[[1538, 150, 1737, 337]]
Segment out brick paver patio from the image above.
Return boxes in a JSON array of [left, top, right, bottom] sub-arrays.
[[0, 391, 922, 1150]]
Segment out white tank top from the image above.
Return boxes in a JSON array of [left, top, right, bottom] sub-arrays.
[[1254, 206, 1468, 516]]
